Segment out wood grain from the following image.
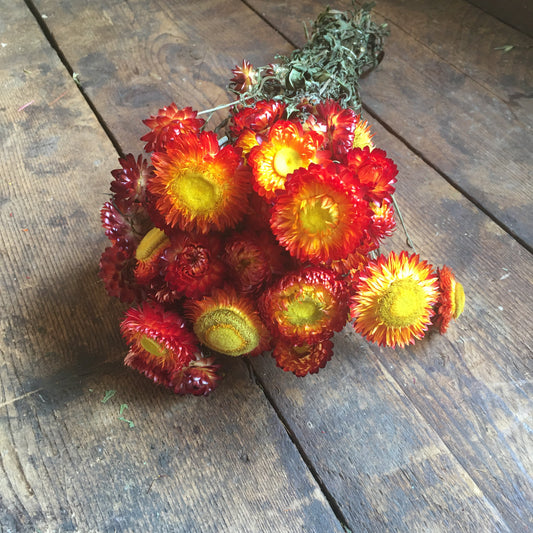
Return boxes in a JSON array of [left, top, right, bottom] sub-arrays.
[[249, 0, 533, 248], [0, 2, 346, 531]]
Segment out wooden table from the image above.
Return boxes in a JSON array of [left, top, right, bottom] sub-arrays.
[[1, 1, 531, 531]]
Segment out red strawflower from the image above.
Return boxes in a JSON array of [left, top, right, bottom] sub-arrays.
[[260, 266, 349, 345], [100, 201, 152, 254], [311, 100, 359, 156], [121, 303, 198, 388], [366, 201, 396, 248], [141, 104, 205, 153], [273, 338, 334, 377], [224, 232, 272, 294], [162, 232, 226, 299], [99, 245, 143, 304], [172, 357, 221, 396], [110, 153, 153, 208], [229, 100, 286, 137], [346, 147, 398, 204], [229, 60, 258, 93]]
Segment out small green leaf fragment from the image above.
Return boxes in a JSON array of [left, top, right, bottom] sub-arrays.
[[118, 403, 134, 428], [494, 45, 514, 53], [101, 389, 116, 403]]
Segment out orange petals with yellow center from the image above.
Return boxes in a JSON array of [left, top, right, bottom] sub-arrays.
[[350, 251, 439, 348], [248, 120, 325, 199], [149, 132, 250, 233], [270, 163, 370, 263]]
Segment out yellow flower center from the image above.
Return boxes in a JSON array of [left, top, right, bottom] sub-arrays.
[[172, 170, 219, 214], [194, 308, 259, 357], [139, 335, 167, 358], [273, 147, 303, 177], [286, 299, 323, 326], [453, 281, 465, 319], [135, 227, 170, 261], [377, 278, 427, 328], [299, 195, 338, 234]]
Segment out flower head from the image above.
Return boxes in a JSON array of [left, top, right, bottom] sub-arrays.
[[141, 104, 205, 153], [260, 266, 349, 344], [223, 232, 272, 294], [311, 100, 358, 155], [149, 131, 250, 233], [121, 303, 198, 388], [248, 120, 325, 199], [162, 232, 226, 298], [99, 245, 143, 304], [346, 147, 397, 203], [229, 60, 258, 93], [172, 356, 221, 396], [273, 338, 334, 377], [434, 265, 465, 334], [270, 163, 370, 263], [350, 251, 439, 348], [187, 288, 270, 357], [110, 153, 153, 208], [229, 100, 286, 137]]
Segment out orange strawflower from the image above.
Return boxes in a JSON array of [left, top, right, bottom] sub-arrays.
[[270, 163, 370, 263], [260, 266, 349, 344], [434, 265, 465, 333], [273, 338, 334, 377], [141, 104, 204, 153], [351, 251, 439, 348], [248, 120, 326, 199], [149, 131, 251, 233]]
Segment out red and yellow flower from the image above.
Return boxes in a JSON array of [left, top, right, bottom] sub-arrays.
[[270, 163, 370, 263], [273, 338, 334, 377], [434, 265, 465, 334], [350, 251, 440, 348], [141, 104, 205, 153], [346, 147, 397, 204], [121, 303, 199, 388], [149, 131, 250, 233], [248, 120, 325, 199], [260, 266, 349, 344], [187, 288, 270, 357]]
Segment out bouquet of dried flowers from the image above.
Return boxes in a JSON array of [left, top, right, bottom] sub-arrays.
[[99, 3, 464, 396]]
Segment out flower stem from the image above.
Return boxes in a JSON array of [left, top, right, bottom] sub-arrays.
[[392, 195, 416, 252]]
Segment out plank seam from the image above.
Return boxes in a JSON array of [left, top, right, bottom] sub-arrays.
[[23, 0, 125, 157], [361, 101, 533, 255], [244, 359, 353, 533]]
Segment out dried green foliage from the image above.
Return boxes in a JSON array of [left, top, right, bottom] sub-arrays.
[[229, 2, 388, 116]]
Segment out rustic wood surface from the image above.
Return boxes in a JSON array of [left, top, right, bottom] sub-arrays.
[[1, 0, 532, 532]]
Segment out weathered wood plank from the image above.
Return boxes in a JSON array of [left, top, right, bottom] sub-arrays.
[[0, 2, 346, 531], [249, 0, 533, 248], [27, 0, 533, 531], [1, 359, 346, 532], [253, 113, 533, 530]]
